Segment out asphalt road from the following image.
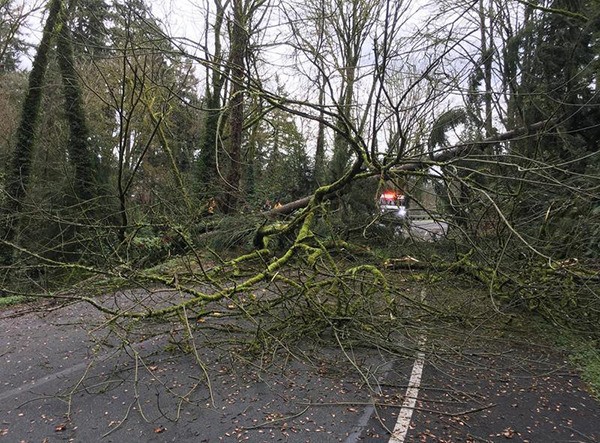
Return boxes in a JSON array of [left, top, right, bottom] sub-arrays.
[[407, 219, 448, 241], [1, 296, 599, 442]]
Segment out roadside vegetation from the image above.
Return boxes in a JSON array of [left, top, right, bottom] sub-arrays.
[[0, 295, 26, 307], [573, 345, 600, 397]]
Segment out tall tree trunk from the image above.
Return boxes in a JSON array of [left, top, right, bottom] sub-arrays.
[[57, 4, 96, 203], [327, 0, 374, 182], [479, 0, 494, 138], [243, 95, 262, 200], [221, 0, 247, 213], [314, 77, 326, 186], [329, 64, 356, 182], [0, 0, 63, 265], [196, 0, 228, 196]]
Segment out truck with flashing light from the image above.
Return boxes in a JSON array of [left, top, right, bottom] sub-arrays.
[[379, 190, 407, 220]]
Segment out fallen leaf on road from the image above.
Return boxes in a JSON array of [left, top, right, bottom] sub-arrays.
[[55, 424, 67, 432], [501, 427, 515, 438]]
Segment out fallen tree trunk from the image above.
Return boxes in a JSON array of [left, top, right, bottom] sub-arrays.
[[268, 119, 556, 217]]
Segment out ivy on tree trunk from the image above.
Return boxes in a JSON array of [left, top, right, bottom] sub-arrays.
[[0, 0, 63, 265], [57, 4, 96, 203]]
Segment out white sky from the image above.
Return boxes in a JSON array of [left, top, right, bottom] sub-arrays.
[[14, 0, 496, 160]]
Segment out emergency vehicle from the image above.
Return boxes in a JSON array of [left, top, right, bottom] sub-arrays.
[[379, 190, 407, 220]]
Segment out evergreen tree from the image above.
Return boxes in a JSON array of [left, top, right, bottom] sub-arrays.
[[0, 0, 28, 72], [257, 106, 312, 204], [70, 0, 110, 58], [510, 0, 600, 256]]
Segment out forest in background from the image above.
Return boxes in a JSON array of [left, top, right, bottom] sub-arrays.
[[1, 0, 599, 371]]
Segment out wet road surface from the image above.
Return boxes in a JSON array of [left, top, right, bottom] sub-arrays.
[[1, 297, 598, 442]]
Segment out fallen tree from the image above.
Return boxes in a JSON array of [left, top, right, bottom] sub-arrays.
[[268, 118, 557, 217]]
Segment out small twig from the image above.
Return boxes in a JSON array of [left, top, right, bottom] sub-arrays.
[[241, 405, 310, 430], [133, 352, 151, 423], [182, 305, 215, 407], [66, 357, 97, 420], [465, 433, 494, 443], [299, 400, 497, 417], [559, 424, 597, 442], [101, 399, 135, 438]]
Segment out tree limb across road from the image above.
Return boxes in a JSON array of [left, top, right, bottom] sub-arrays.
[[269, 119, 556, 216]]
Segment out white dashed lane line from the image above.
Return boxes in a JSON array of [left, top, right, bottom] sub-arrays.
[[388, 338, 426, 443], [344, 289, 428, 443], [389, 289, 427, 443]]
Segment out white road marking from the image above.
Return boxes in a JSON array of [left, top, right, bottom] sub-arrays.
[[388, 340, 426, 443], [389, 289, 427, 443], [0, 335, 163, 402], [0, 354, 110, 402]]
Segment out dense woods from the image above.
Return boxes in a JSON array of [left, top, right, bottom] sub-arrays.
[[0, 0, 599, 342]]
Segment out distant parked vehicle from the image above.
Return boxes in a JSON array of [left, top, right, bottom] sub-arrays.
[[379, 191, 407, 220]]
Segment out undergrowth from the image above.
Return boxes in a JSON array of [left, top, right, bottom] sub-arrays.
[[0, 295, 28, 308], [571, 342, 600, 398], [553, 330, 600, 398]]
